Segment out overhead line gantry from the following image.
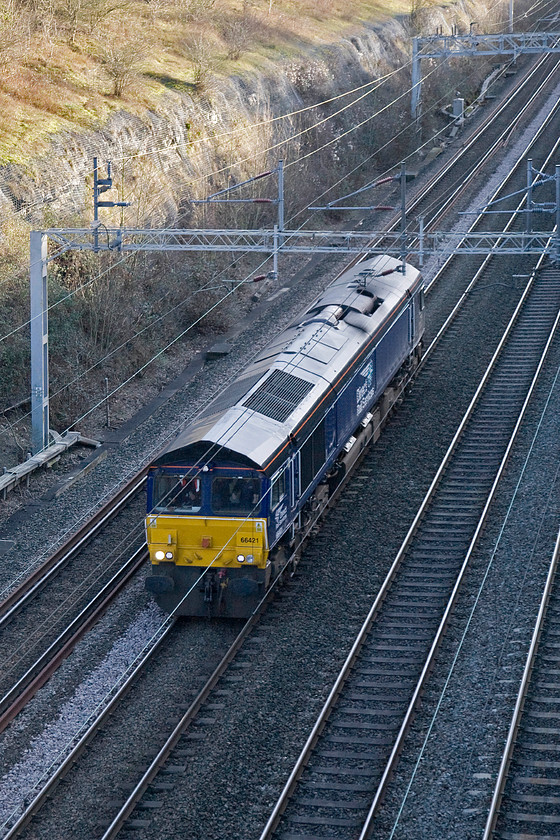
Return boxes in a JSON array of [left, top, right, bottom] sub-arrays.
[[411, 30, 560, 119], [28, 159, 560, 455]]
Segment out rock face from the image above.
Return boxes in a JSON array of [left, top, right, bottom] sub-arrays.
[[0, 0, 500, 228], [0, 0, 507, 444]]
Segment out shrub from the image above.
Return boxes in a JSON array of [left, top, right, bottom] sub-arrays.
[[182, 33, 220, 89], [221, 10, 255, 60], [97, 36, 147, 96], [179, 0, 216, 21]]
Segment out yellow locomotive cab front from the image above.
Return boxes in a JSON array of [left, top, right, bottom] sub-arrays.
[[146, 515, 269, 569], [144, 467, 272, 616]]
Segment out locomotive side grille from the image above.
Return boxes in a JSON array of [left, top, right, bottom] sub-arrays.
[[243, 369, 314, 422]]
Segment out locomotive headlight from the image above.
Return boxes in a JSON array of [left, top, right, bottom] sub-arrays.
[[155, 550, 165, 561], [165, 551, 174, 559], [246, 554, 254, 564], [236, 554, 245, 563]]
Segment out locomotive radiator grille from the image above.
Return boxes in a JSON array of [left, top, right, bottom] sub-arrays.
[[243, 369, 314, 422]]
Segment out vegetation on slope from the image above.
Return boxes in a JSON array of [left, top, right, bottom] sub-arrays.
[[0, 0, 519, 462], [0, 0, 418, 164]]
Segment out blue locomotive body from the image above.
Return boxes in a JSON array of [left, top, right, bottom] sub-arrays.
[[145, 255, 424, 617]]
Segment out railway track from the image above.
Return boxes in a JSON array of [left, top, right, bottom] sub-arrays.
[[0, 533, 309, 838], [0, 546, 147, 734], [0, 473, 148, 730], [12, 150, 558, 840], [483, 521, 560, 839], [98, 605, 270, 838], [382, 54, 560, 241], [1, 45, 555, 653], [327, 54, 560, 281], [0, 472, 147, 625], [1, 50, 560, 836], [258, 260, 560, 840], [0, 609, 175, 839]]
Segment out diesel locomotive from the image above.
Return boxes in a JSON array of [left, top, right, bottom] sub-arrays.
[[145, 255, 425, 617]]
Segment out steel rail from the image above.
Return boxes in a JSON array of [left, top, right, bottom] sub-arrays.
[[0, 50, 556, 840], [257, 208, 560, 839], [318, 53, 559, 285], [97, 609, 266, 838], [0, 546, 148, 734], [2, 52, 553, 635], [406, 59, 560, 236], [0, 605, 175, 840], [0, 471, 148, 628], [482, 523, 560, 840], [359, 251, 560, 840], [423, 89, 560, 298], [373, 55, 559, 246]]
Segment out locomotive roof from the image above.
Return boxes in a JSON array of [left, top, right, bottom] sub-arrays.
[[154, 255, 422, 475]]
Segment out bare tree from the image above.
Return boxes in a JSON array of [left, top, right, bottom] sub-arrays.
[[98, 37, 146, 96], [0, 0, 31, 74], [183, 34, 220, 89], [56, 0, 132, 44], [179, 0, 216, 21], [221, 8, 255, 60]]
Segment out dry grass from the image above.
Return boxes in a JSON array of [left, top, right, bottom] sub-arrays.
[[0, 0, 417, 164]]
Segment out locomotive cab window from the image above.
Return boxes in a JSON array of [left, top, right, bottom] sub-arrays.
[[153, 474, 202, 513], [271, 469, 288, 510], [212, 477, 261, 515]]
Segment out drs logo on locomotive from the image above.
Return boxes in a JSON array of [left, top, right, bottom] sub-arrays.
[[356, 360, 375, 414]]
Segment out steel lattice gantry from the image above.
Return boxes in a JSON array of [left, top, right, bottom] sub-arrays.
[[30, 223, 560, 454], [40, 226, 559, 256], [412, 30, 560, 118]]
